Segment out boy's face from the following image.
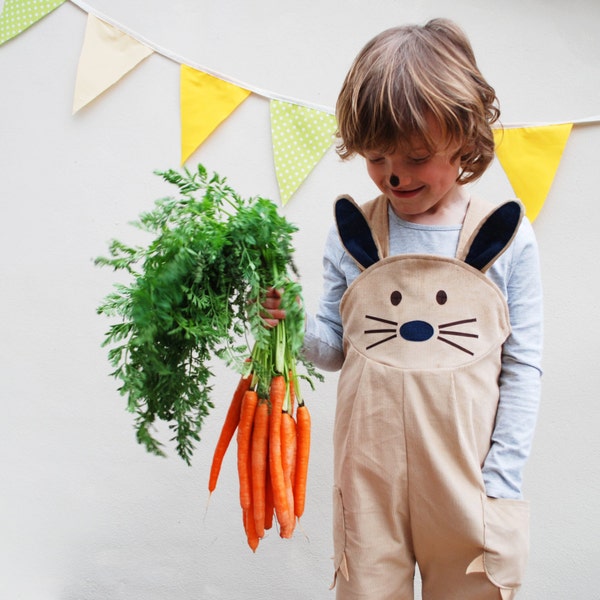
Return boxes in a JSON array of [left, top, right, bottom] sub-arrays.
[[362, 119, 464, 223]]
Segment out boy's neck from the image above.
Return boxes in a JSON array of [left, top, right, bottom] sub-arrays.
[[391, 186, 470, 226]]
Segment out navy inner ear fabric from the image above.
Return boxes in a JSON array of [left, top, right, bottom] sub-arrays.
[[335, 197, 380, 269], [465, 201, 522, 271]]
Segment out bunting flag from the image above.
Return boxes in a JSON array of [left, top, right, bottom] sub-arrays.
[[72, 14, 153, 113], [493, 123, 573, 222], [270, 99, 337, 205], [0, 0, 65, 45], [1, 1, 598, 210], [180, 65, 251, 164]]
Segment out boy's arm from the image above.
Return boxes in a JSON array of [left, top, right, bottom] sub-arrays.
[[482, 219, 544, 499], [303, 312, 344, 371], [301, 225, 349, 372]]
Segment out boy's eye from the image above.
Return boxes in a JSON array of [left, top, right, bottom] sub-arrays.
[[367, 156, 385, 164], [408, 155, 430, 164]]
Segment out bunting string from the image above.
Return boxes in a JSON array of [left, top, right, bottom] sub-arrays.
[[67, 0, 334, 114], [1, 0, 599, 215], [499, 115, 600, 128]]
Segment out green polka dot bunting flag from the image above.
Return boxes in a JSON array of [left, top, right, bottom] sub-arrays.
[[270, 99, 337, 205], [0, 0, 65, 46]]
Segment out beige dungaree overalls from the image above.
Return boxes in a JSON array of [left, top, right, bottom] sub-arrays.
[[331, 195, 530, 600]]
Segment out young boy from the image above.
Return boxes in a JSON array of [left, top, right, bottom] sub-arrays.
[[267, 18, 542, 600]]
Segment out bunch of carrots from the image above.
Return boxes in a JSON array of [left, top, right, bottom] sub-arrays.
[[95, 165, 319, 545], [209, 371, 311, 550]]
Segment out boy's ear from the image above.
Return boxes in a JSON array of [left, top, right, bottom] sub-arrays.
[[335, 195, 381, 270], [463, 200, 524, 272]]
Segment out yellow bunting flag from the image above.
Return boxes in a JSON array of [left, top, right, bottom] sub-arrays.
[[72, 14, 153, 114], [493, 123, 573, 221], [180, 65, 251, 164], [0, 0, 65, 45], [270, 100, 337, 205]]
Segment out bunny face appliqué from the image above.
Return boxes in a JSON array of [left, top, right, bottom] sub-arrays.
[[340, 253, 510, 370], [335, 195, 522, 370]]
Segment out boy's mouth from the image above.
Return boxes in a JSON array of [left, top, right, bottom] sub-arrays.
[[390, 185, 425, 199]]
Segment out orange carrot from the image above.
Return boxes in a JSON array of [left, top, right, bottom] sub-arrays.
[[293, 402, 311, 519], [251, 400, 269, 538], [288, 373, 296, 416], [268, 375, 290, 533], [237, 389, 258, 511], [264, 461, 274, 531], [243, 428, 259, 552], [243, 507, 259, 552], [280, 410, 297, 538], [208, 373, 252, 493]]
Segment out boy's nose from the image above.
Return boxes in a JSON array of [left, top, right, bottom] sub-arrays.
[[389, 173, 412, 187]]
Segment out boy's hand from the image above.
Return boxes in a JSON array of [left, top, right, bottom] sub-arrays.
[[261, 287, 287, 328]]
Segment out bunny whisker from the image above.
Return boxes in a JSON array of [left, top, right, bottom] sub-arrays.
[[437, 318, 478, 354], [364, 315, 399, 349], [437, 335, 474, 355], [366, 315, 399, 326], [366, 334, 398, 350], [439, 318, 477, 329], [438, 330, 478, 339]]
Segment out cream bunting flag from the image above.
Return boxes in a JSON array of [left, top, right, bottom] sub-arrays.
[[270, 99, 337, 205], [72, 14, 153, 113], [180, 65, 251, 164], [0, 0, 65, 45], [493, 123, 573, 221]]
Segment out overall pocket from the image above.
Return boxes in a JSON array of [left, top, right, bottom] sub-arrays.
[[481, 493, 530, 589], [331, 485, 350, 587]]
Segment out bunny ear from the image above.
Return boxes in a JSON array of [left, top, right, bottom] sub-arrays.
[[335, 195, 381, 270], [464, 200, 524, 272]]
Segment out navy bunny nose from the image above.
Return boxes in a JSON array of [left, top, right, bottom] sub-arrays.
[[400, 320, 434, 342]]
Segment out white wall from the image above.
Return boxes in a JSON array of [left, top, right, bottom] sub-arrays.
[[1, 1, 599, 598]]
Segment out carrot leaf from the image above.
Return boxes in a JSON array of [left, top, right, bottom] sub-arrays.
[[96, 164, 321, 464]]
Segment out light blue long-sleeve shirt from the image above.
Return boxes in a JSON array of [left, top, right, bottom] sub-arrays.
[[303, 201, 543, 499]]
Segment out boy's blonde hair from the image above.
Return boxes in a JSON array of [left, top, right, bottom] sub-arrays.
[[336, 19, 499, 184]]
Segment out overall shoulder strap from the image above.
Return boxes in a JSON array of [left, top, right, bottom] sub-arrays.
[[457, 197, 524, 272], [456, 197, 496, 261], [360, 194, 390, 259], [334, 195, 382, 271]]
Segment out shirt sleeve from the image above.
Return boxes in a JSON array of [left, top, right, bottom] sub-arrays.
[[302, 225, 348, 372], [482, 217, 544, 499]]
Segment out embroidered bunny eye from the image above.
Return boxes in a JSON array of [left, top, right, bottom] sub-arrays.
[[390, 291, 402, 306], [436, 290, 448, 305]]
